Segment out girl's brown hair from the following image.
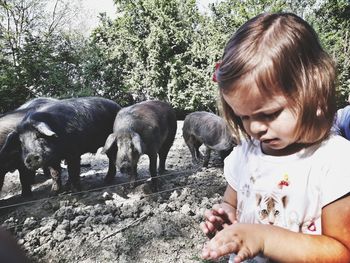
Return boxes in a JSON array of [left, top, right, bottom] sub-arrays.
[[217, 12, 336, 144]]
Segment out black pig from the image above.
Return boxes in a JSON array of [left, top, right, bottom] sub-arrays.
[[17, 97, 57, 110], [0, 97, 121, 194], [103, 100, 177, 191], [0, 97, 56, 197], [0, 227, 30, 263], [182, 111, 237, 167]]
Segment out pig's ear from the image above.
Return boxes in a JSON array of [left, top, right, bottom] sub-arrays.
[[131, 132, 143, 154], [102, 133, 117, 154], [0, 131, 20, 156], [35, 122, 57, 137]]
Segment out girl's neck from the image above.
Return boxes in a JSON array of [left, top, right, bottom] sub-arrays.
[[261, 143, 310, 156]]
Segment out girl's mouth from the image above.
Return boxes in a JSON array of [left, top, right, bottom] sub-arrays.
[[262, 138, 279, 145]]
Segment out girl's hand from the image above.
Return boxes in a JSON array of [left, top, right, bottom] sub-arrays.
[[201, 223, 264, 262], [200, 202, 237, 239]]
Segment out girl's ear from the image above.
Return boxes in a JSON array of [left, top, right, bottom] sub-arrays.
[[316, 105, 327, 118], [316, 107, 322, 117]]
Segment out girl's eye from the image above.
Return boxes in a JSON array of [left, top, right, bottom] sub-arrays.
[[263, 110, 282, 120], [239, 109, 282, 122]]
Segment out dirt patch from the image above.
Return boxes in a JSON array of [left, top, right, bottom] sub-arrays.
[[0, 121, 229, 263]]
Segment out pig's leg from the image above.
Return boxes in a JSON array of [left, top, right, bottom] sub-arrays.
[[49, 163, 62, 195], [185, 136, 199, 164], [189, 144, 198, 164], [43, 166, 51, 178], [148, 152, 159, 191], [0, 170, 5, 193], [129, 165, 138, 188], [18, 164, 34, 197], [189, 136, 203, 163], [194, 140, 203, 161], [202, 146, 211, 167], [66, 157, 81, 191], [105, 149, 117, 184], [158, 141, 172, 174]]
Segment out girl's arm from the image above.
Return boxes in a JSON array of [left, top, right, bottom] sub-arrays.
[[203, 195, 350, 262], [265, 194, 350, 262], [201, 185, 238, 238], [221, 184, 238, 219]]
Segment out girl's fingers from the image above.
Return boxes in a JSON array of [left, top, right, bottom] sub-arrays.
[[200, 221, 218, 235], [201, 221, 215, 233], [205, 221, 215, 232], [235, 247, 250, 263], [204, 210, 226, 227], [200, 222, 209, 234], [216, 241, 239, 258], [204, 209, 220, 219], [202, 246, 219, 260], [225, 210, 237, 224], [200, 222, 217, 239], [201, 249, 210, 259], [211, 206, 236, 225], [203, 234, 242, 259]]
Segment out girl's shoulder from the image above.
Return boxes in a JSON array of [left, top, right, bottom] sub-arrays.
[[224, 138, 258, 163], [309, 134, 350, 164], [318, 134, 350, 152], [225, 135, 350, 164]]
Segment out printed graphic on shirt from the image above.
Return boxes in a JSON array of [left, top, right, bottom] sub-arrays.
[[277, 173, 290, 189], [238, 170, 321, 234], [301, 217, 317, 232], [255, 193, 288, 226]]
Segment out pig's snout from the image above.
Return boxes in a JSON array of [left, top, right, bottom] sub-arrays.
[[119, 163, 132, 174], [25, 154, 42, 170]]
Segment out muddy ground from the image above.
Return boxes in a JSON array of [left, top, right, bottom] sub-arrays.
[[0, 121, 229, 263]]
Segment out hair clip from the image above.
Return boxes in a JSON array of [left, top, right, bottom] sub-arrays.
[[212, 61, 221, 82]]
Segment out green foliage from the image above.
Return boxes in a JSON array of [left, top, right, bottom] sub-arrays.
[[0, 0, 349, 113], [86, 0, 307, 115], [0, 0, 95, 111], [19, 34, 89, 97], [87, 0, 221, 114], [308, 0, 350, 108], [0, 60, 31, 111], [81, 14, 134, 107]]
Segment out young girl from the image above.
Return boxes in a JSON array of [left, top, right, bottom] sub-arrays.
[[200, 12, 350, 262]]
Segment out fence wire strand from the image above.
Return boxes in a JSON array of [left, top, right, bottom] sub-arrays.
[[1, 179, 212, 231], [0, 158, 226, 234], [0, 166, 206, 211]]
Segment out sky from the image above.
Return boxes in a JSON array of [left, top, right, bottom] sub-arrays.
[[82, 0, 220, 33]]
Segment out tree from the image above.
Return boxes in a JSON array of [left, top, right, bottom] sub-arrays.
[[1, 0, 349, 113], [88, 0, 221, 115], [0, 0, 90, 111], [309, 0, 350, 107]]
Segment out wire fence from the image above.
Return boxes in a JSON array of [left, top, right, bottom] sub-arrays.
[[0, 165, 226, 231], [0, 166, 202, 211]]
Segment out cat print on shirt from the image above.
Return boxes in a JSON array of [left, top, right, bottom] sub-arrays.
[[255, 193, 288, 226]]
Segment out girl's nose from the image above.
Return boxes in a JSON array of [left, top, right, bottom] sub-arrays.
[[249, 120, 268, 135]]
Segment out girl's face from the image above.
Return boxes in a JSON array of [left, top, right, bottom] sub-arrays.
[[223, 83, 300, 156]]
